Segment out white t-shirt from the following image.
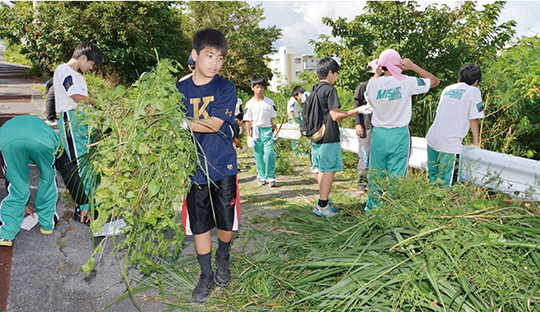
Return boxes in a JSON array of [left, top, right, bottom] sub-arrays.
[[178, 73, 193, 82], [426, 82, 484, 154], [243, 97, 276, 127], [366, 75, 431, 128], [235, 98, 243, 116], [287, 96, 299, 118], [53, 63, 88, 112]]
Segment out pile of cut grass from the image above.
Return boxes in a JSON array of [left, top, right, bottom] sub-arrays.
[[131, 170, 540, 311]]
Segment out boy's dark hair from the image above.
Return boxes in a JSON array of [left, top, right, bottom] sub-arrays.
[[316, 57, 340, 80], [251, 75, 266, 87], [192, 28, 229, 57], [72, 42, 103, 67], [235, 112, 244, 120], [458, 64, 481, 85], [291, 85, 305, 97]]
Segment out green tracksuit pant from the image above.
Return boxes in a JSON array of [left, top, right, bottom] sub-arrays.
[[254, 127, 276, 180], [0, 115, 60, 241], [58, 110, 93, 211], [366, 126, 410, 211], [427, 145, 460, 188], [289, 117, 301, 155]]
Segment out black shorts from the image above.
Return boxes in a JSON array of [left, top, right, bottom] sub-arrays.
[[182, 175, 240, 235]]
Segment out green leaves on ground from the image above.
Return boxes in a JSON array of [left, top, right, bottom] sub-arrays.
[[147, 172, 539, 311], [230, 178, 539, 311]]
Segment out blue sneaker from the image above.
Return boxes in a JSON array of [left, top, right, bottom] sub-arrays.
[[313, 204, 337, 218], [326, 199, 336, 213]]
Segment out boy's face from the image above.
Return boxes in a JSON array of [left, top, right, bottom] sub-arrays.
[[251, 84, 265, 97], [192, 47, 224, 80], [294, 93, 303, 101], [79, 56, 95, 73], [327, 70, 339, 85]]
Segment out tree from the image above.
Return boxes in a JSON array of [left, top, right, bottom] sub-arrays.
[[313, 1, 515, 91], [481, 36, 540, 159], [0, 2, 190, 83], [180, 1, 282, 93], [312, 1, 516, 136]]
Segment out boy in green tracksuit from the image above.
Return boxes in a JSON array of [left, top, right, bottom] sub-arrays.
[[365, 49, 439, 211], [0, 115, 60, 246], [244, 75, 278, 187], [53, 41, 102, 223], [426, 64, 484, 187]]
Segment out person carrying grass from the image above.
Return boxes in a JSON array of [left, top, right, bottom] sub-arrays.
[[53, 41, 102, 224], [176, 28, 240, 303]]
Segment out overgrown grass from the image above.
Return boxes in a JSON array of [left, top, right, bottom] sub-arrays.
[[3, 43, 32, 66], [3, 42, 42, 77], [130, 169, 540, 311]]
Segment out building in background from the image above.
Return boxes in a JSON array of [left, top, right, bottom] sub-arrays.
[[266, 46, 319, 91]]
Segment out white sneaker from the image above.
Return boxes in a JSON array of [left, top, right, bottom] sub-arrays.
[[258, 179, 267, 186], [45, 119, 58, 127], [267, 178, 276, 187], [312, 204, 337, 218]]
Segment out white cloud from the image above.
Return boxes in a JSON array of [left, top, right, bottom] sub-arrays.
[[499, 1, 540, 38], [291, 1, 367, 37], [253, 1, 367, 54]]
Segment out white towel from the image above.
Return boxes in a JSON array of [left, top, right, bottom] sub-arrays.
[[252, 126, 260, 140]]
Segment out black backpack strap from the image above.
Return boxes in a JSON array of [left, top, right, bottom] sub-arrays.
[[312, 83, 328, 120]]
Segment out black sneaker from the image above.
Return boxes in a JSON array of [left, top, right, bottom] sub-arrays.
[[214, 253, 231, 286], [191, 272, 215, 303]]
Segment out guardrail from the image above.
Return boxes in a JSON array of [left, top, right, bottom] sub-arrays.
[[278, 124, 540, 201]]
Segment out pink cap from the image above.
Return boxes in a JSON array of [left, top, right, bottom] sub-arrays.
[[368, 49, 405, 80]]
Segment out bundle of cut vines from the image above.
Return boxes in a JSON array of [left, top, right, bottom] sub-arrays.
[[81, 60, 197, 273]]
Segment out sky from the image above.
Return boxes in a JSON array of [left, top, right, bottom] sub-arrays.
[[250, 0, 540, 55]]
